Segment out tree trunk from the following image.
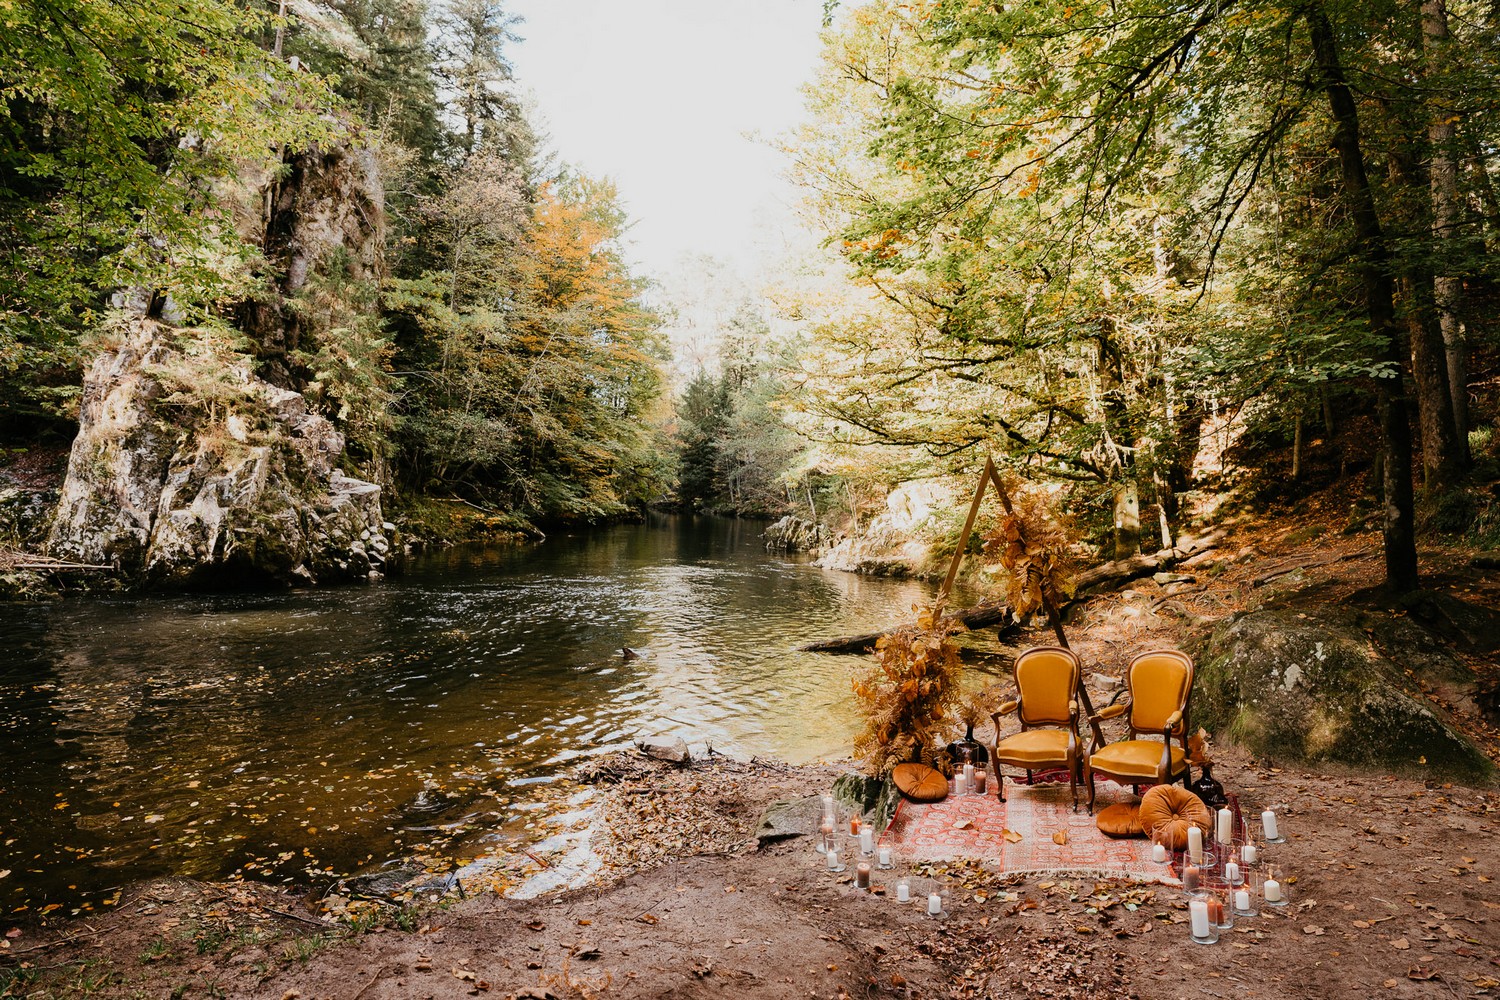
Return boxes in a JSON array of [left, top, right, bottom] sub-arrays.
[[1306, 4, 1419, 592], [1422, 0, 1472, 461], [1389, 148, 1463, 492], [1292, 412, 1303, 481], [1113, 481, 1140, 560]]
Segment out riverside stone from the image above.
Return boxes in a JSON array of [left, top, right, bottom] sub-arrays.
[[1195, 608, 1492, 783]]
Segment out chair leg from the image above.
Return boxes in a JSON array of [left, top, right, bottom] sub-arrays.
[[1086, 768, 1096, 815], [1068, 762, 1078, 812], [997, 765, 1006, 802], [1025, 768, 1033, 786]]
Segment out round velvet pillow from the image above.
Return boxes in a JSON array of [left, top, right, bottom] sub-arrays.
[[891, 763, 949, 802], [1138, 784, 1211, 849], [1095, 803, 1145, 838]]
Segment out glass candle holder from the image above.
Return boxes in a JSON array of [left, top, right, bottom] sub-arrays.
[[876, 844, 894, 870], [895, 877, 911, 903], [1260, 807, 1286, 844], [926, 887, 947, 919], [1187, 897, 1219, 945], [824, 845, 847, 874], [1149, 826, 1171, 865], [1262, 871, 1289, 907], [1232, 877, 1259, 918], [1209, 887, 1234, 931]]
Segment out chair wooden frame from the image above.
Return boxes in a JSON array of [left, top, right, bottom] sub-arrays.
[[1083, 649, 1195, 814], [989, 646, 1083, 811]]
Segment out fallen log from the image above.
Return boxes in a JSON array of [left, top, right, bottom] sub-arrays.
[[798, 602, 1016, 654], [800, 529, 1227, 655], [1072, 530, 1226, 594]]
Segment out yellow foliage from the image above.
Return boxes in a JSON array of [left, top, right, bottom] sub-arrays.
[[851, 600, 965, 779]]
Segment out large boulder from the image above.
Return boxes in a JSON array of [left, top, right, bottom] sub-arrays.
[[47, 319, 390, 587], [1196, 609, 1493, 784], [763, 516, 833, 552]]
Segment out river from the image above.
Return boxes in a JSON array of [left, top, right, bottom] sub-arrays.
[[0, 515, 970, 918]]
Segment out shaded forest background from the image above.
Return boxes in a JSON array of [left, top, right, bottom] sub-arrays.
[[2, 0, 1498, 586]]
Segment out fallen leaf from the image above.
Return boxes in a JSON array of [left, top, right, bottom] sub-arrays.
[[1052, 831, 1069, 846], [526, 921, 546, 932], [953, 819, 973, 830], [1003, 828, 1023, 843], [890, 973, 907, 987], [574, 947, 602, 961], [1304, 926, 1326, 936], [637, 913, 658, 924], [453, 969, 477, 982], [1391, 938, 1410, 950], [1407, 967, 1440, 981]]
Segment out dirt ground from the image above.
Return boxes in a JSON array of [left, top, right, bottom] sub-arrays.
[[3, 525, 1498, 1000]]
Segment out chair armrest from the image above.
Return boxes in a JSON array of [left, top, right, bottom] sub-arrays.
[[1162, 709, 1183, 734], [1068, 700, 1079, 717], [995, 700, 1019, 717], [1091, 702, 1128, 722]]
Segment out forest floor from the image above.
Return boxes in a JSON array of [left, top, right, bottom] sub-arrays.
[[3, 516, 1498, 1000]]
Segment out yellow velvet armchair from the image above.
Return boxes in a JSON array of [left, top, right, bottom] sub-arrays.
[[990, 646, 1083, 810], [1083, 649, 1195, 814]]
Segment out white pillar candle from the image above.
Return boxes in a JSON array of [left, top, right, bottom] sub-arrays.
[[826, 847, 840, 871], [878, 846, 892, 867], [1261, 809, 1279, 840], [963, 763, 974, 793], [1189, 898, 1211, 938], [821, 794, 835, 820], [859, 828, 874, 855], [1151, 843, 1168, 863], [927, 892, 942, 916], [1216, 807, 1233, 845], [897, 878, 910, 903], [1234, 888, 1251, 911], [1187, 826, 1204, 864], [1225, 861, 1241, 884], [1242, 844, 1258, 864], [1264, 877, 1282, 903]]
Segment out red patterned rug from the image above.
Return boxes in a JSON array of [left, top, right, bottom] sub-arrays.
[[885, 777, 1179, 883]]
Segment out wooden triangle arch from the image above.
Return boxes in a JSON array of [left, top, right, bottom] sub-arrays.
[[935, 456, 1104, 742]]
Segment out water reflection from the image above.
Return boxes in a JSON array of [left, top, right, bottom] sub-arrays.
[[0, 514, 946, 915]]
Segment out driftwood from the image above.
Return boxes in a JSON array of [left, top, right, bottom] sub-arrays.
[[800, 530, 1227, 655], [798, 602, 1016, 654]]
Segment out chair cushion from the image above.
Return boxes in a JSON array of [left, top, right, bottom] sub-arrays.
[[1138, 784, 1210, 850], [1096, 803, 1145, 838], [993, 729, 1072, 766], [1089, 739, 1186, 780], [891, 763, 949, 802]]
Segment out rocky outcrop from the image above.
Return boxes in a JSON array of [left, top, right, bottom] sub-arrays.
[[815, 481, 951, 577], [1195, 609, 1493, 784], [47, 319, 391, 587], [763, 515, 833, 552]]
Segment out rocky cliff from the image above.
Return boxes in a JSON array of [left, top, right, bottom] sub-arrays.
[[47, 319, 391, 587], [45, 141, 392, 588]]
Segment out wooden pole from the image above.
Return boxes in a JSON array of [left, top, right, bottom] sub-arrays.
[[938, 457, 991, 604], [983, 461, 1102, 744]]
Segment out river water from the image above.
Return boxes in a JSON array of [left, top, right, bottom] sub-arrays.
[[0, 515, 961, 917]]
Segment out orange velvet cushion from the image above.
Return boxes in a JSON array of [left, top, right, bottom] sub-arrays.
[[1090, 740, 1186, 780], [1138, 784, 1210, 850], [1096, 803, 1144, 838], [993, 729, 1072, 767], [892, 763, 949, 802]]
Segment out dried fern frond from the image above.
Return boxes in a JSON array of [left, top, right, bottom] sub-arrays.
[[980, 481, 1078, 619], [850, 600, 965, 779]]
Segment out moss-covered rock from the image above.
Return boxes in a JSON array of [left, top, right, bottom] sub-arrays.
[[1196, 609, 1493, 784]]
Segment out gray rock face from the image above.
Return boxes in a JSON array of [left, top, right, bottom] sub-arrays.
[[763, 516, 833, 552], [1196, 609, 1493, 784], [47, 319, 389, 587], [753, 796, 825, 845]]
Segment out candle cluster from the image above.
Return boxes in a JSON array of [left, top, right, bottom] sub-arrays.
[[815, 790, 944, 918], [1181, 803, 1291, 945]]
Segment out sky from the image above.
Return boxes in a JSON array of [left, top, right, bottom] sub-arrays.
[[505, 0, 827, 283]]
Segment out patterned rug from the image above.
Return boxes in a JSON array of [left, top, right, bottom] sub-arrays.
[[885, 777, 1178, 883]]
